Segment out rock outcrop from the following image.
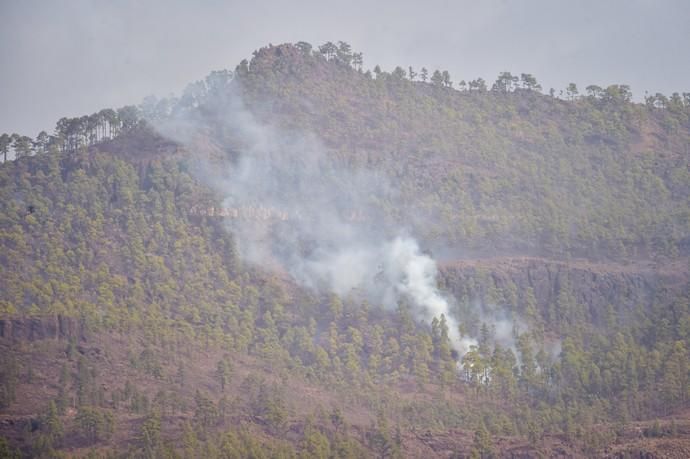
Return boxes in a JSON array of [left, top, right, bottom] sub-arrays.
[[0, 315, 83, 342]]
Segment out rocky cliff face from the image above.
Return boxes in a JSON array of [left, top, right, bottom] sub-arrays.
[[439, 257, 678, 326], [0, 315, 83, 342]]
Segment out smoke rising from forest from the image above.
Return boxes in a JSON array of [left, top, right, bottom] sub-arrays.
[[154, 83, 527, 357]]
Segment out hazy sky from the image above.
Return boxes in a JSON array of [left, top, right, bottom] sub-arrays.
[[1, 0, 689, 136]]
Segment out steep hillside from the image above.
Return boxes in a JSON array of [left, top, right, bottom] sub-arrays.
[[1, 42, 689, 457], [230, 44, 689, 259]]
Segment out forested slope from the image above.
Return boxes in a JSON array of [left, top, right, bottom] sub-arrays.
[[0, 42, 689, 458], [232, 44, 690, 259]]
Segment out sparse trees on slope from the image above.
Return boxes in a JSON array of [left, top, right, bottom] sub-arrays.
[[44, 401, 63, 445], [442, 70, 452, 87], [318, 42, 337, 61], [295, 41, 312, 55], [99, 108, 117, 138], [0, 133, 10, 162], [12, 134, 33, 159], [352, 52, 364, 71], [520, 73, 541, 91], [468, 78, 487, 92], [373, 65, 382, 79], [34, 131, 49, 154], [76, 406, 113, 443], [492, 71, 518, 92], [602, 84, 632, 104], [586, 84, 603, 98], [194, 390, 219, 428], [391, 66, 406, 80], [431, 70, 444, 87], [337, 41, 353, 66], [216, 358, 232, 392], [140, 410, 162, 457], [420, 67, 428, 82], [117, 105, 140, 131], [566, 83, 579, 100]]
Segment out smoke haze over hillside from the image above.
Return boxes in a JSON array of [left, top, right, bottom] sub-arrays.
[[155, 85, 484, 354]]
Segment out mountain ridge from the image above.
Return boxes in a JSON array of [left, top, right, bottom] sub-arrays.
[[0, 41, 689, 457]]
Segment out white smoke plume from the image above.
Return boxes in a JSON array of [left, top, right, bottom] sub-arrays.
[[152, 79, 548, 362], [379, 237, 477, 355], [154, 82, 477, 355], [306, 236, 479, 355]]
